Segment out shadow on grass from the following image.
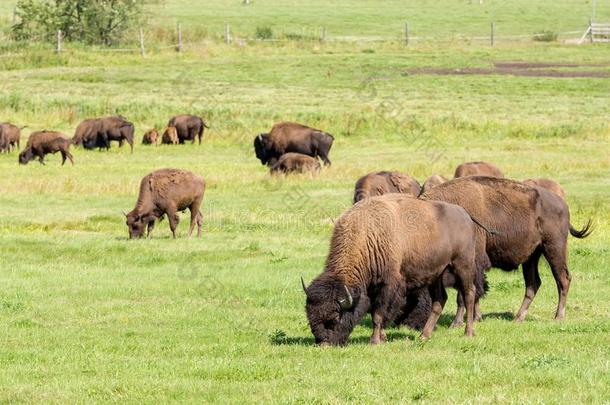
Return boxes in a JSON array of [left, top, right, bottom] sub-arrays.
[[483, 311, 514, 321]]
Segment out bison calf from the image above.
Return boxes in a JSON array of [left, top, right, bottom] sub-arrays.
[[142, 129, 159, 145], [353, 171, 421, 204], [420, 174, 448, 194], [454, 161, 503, 178], [0, 123, 22, 153], [19, 131, 74, 165], [270, 153, 321, 175], [302, 194, 479, 346], [125, 168, 205, 239], [523, 178, 566, 200], [161, 126, 179, 145]]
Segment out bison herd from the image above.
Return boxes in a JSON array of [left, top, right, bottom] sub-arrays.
[[1, 115, 594, 346]]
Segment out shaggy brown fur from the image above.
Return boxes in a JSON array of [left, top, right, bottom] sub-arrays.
[[0, 123, 21, 153], [168, 114, 209, 145], [420, 174, 448, 195], [161, 126, 179, 145], [125, 168, 205, 239], [416, 176, 592, 327], [270, 153, 321, 175], [454, 161, 504, 178], [254, 122, 334, 167], [73, 116, 135, 152], [353, 171, 421, 203], [142, 129, 159, 145], [19, 131, 74, 165], [303, 194, 478, 345], [523, 178, 566, 200]]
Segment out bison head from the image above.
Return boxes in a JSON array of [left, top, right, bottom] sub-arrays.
[[302, 275, 369, 346], [125, 211, 150, 239], [18, 148, 34, 165], [253, 133, 270, 165]]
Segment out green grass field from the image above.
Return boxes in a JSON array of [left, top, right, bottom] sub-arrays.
[[0, 1, 609, 403]]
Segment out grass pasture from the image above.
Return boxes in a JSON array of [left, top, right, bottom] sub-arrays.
[[0, 1, 610, 403]]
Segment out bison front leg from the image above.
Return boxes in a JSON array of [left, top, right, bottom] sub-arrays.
[[166, 208, 180, 239], [146, 219, 156, 238], [420, 277, 448, 340]]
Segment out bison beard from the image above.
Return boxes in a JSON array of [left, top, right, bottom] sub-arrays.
[[303, 194, 479, 345]]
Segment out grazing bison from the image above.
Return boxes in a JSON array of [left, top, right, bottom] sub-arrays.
[[0, 123, 22, 153], [125, 168, 205, 239], [270, 153, 321, 175], [142, 129, 159, 145], [411, 176, 592, 328], [161, 126, 179, 145], [168, 114, 209, 145], [302, 194, 479, 346], [420, 174, 448, 195], [454, 161, 503, 178], [254, 122, 334, 167], [18, 131, 74, 165], [73, 116, 135, 152], [353, 171, 421, 204], [523, 178, 566, 200]]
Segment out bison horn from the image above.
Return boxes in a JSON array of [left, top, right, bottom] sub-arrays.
[[122, 211, 128, 217], [257, 134, 263, 142], [301, 277, 308, 295], [339, 285, 354, 310]]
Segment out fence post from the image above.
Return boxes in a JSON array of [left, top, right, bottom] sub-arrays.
[[404, 22, 409, 45], [490, 22, 495, 46], [225, 23, 231, 44], [12, 7, 16, 25], [139, 28, 145, 56], [589, 18, 593, 43], [319, 26, 326, 42], [56, 30, 62, 54], [177, 23, 183, 52]]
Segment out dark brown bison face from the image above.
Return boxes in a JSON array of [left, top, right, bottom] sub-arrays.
[[253, 133, 270, 165], [18, 148, 34, 165], [125, 212, 146, 239], [303, 277, 369, 346]]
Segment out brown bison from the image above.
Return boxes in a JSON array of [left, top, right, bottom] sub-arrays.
[[270, 153, 321, 175], [454, 161, 503, 178], [420, 174, 448, 194], [302, 194, 479, 346], [142, 129, 159, 145], [0, 123, 22, 153], [523, 178, 566, 200], [18, 131, 74, 165], [413, 176, 592, 327], [168, 114, 209, 145], [73, 116, 135, 152], [125, 168, 205, 239], [353, 171, 421, 204], [161, 126, 179, 145], [254, 122, 334, 167]]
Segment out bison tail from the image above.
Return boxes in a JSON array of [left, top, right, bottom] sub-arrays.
[[569, 219, 593, 239], [468, 214, 499, 236], [202, 121, 210, 129]]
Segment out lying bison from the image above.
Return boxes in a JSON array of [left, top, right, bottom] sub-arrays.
[[142, 129, 159, 145], [18, 131, 74, 165], [411, 176, 592, 327], [161, 126, 179, 145], [353, 171, 421, 204], [523, 178, 565, 200], [168, 114, 209, 145], [454, 161, 503, 178], [254, 122, 334, 167], [125, 168, 205, 239], [302, 194, 479, 345], [270, 153, 321, 175], [0, 123, 22, 153], [420, 174, 448, 194], [73, 116, 135, 152]]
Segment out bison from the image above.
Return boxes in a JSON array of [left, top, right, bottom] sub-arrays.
[[168, 114, 209, 145], [73, 116, 135, 152], [18, 131, 74, 166], [454, 161, 503, 178], [161, 126, 179, 145], [142, 129, 159, 145], [270, 153, 321, 175], [125, 168, 205, 239], [0, 123, 22, 153], [353, 171, 421, 204], [302, 194, 479, 346], [420, 174, 448, 195], [410, 176, 592, 328], [254, 122, 334, 167], [523, 178, 566, 200]]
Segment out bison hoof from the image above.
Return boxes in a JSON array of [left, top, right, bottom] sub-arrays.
[[449, 320, 464, 329]]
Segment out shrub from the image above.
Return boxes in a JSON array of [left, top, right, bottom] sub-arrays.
[[255, 26, 273, 40], [533, 30, 558, 42]]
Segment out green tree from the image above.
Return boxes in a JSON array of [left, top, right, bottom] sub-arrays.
[[13, 0, 148, 45]]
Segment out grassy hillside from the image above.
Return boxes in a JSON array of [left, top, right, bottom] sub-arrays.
[[0, 1, 609, 403]]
